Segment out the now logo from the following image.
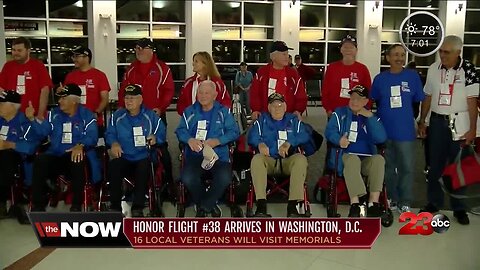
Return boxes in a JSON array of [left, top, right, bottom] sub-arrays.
[[35, 222, 122, 238], [399, 212, 450, 235]]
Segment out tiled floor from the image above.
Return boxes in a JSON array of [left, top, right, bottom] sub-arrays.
[[1, 203, 479, 270]]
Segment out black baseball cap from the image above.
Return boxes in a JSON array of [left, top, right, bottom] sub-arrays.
[[56, 84, 82, 97], [268, 92, 285, 103], [294, 54, 301, 59], [72, 46, 92, 58], [0, 91, 21, 104], [136, 38, 155, 49], [348, 85, 368, 98], [124, 84, 142, 96], [240, 61, 247, 66], [340, 35, 357, 47], [270, 41, 293, 53]]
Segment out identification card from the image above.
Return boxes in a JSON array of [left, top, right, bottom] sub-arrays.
[[63, 122, 72, 133], [350, 121, 358, 132], [390, 96, 403, 108], [390, 85, 401, 97], [440, 83, 450, 94], [438, 94, 452, 106], [197, 120, 207, 130], [134, 135, 146, 147], [278, 130, 287, 140], [348, 131, 358, 143], [195, 129, 207, 141], [133, 126, 143, 136], [61, 132, 72, 144], [0, 125, 9, 135], [340, 87, 350, 98], [268, 78, 277, 90], [16, 85, 26, 95], [277, 139, 286, 150], [80, 85, 87, 104], [17, 75, 25, 86], [341, 78, 350, 89]]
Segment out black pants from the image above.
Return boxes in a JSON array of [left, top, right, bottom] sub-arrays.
[[31, 153, 87, 209], [109, 157, 150, 210], [0, 150, 21, 202], [159, 143, 173, 184]]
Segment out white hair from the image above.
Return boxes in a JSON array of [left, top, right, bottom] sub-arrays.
[[198, 80, 216, 92], [443, 35, 463, 51]]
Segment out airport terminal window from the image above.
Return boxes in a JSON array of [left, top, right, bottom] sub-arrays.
[[50, 37, 88, 64], [5, 38, 48, 64], [464, 3, 480, 68], [153, 0, 185, 22], [49, 0, 87, 20], [213, 1, 242, 24], [299, 42, 326, 64], [3, 0, 46, 17], [243, 3, 273, 26], [117, 0, 150, 21], [243, 41, 274, 63], [51, 66, 75, 85], [212, 40, 241, 64]]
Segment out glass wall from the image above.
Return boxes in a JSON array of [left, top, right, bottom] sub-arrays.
[[464, 1, 480, 69]]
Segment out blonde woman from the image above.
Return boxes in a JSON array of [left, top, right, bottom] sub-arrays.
[[177, 51, 231, 115]]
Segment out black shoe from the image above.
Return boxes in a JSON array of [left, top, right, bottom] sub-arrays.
[[210, 205, 222, 218], [348, 203, 361, 217], [31, 205, 45, 212], [131, 208, 144, 217], [15, 204, 31, 224], [254, 199, 271, 217], [454, 210, 470, 225], [195, 207, 207, 218], [70, 205, 82, 212], [419, 203, 439, 214], [0, 202, 7, 219], [367, 203, 382, 217]]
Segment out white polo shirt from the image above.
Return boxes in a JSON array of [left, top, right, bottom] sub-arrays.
[[424, 58, 479, 115]]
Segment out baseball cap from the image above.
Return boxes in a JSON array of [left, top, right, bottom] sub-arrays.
[[201, 144, 219, 170], [56, 84, 82, 97], [294, 54, 301, 59], [72, 46, 92, 58], [340, 35, 357, 47], [124, 84, 142, 96], [348, 85, 368, 98], [0, 91, 21, 104], [270, 41, 293, 53], [136, 38, 155, 49], [240, 61, 247, 66], [268, 92, 285, 103]]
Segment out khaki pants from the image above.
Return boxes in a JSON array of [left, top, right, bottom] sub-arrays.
[[342, 154, 385, 199], [251, 153, 308, 200]]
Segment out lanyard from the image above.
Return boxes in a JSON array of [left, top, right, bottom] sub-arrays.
[[441, 68, 459, 95]]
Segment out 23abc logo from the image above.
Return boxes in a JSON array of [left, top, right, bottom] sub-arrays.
[[399, 212, 450, 235]]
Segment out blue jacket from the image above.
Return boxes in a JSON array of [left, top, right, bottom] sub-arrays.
[[105, 106, 166, 162], [248, 112, 310, 159], [325, 106, 387, 174], [176, 101, 239, 163], [0, 112, 39, 155], [30, 105, 101, 183], [1, 112, 41, 186]]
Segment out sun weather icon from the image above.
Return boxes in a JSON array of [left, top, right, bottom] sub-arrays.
[[405, 22, 418, 35]]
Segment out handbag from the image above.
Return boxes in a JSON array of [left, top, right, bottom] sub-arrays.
[[440, 145, 480, 198]]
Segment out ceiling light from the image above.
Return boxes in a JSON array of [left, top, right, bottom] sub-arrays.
[[230, 2, 240, 8], [74, 0, 83, 8], [153, 1, 166, 9]]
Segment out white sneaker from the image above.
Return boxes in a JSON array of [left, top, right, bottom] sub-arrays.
[[388, 200, 397, 211], [398, 205, 411, 214]]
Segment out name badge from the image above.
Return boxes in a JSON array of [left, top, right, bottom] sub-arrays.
[[348, 131, 358, 143], [0, 125, 9, 135], [277, 139, 286, 150], [438, 94, 452, 106], [197, 120, 207, 130], [268, 78, 277, 90], [16, 85, 26, 95], [278, 130, 287, 140], [134, 135, 146, 147], [341, 78, 350, 89], [350, 121, 358, 132], [80, 85, 87, 104], [17, 75, 25, 86], [133, 126, 143, 136], [440, 83, 450, 95], [63, 122, 72, 133], [390, 96, 403, 108], [62, 132, 72, 144], [195, 129, 207, 141], [390, 85, 401, 97]]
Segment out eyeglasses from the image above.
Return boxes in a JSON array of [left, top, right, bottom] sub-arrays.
[[71, 54, 87, 59]]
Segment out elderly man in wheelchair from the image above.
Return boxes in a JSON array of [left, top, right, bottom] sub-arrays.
[[325, 85, 387, 218], [0, 91, 39, 220], [248, 93, 310, 217], [176, 80, 239, 217], [28, 84, 99, 212], [105, 84, 166, 217]]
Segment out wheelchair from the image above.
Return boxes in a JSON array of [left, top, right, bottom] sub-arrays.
[[245, 151, 312, 218], [97, 143, 167, 217], [176, 144, 244, 218], [315, 144, 393, 227]]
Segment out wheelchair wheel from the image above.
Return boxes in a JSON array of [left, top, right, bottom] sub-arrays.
[[381, 209, 394, 227], [176, 204, 186, 217], [326, 177, 340, 218], [313, 185, 326, 204], [230, 205, 244, 217]]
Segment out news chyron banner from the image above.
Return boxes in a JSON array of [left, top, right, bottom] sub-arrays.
[[29, 213, 381, 249]]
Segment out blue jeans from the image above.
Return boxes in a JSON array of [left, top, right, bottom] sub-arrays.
[[385, 140, 415, 207], [427, 114, 466, 211], [181, 156, 232, 211]]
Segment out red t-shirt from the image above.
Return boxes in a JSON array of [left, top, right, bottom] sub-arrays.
[[64, 68, 110, 126], [269, 68, 287, 96], [0, 58, 52, 114], [322, 61, 372, 112]]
